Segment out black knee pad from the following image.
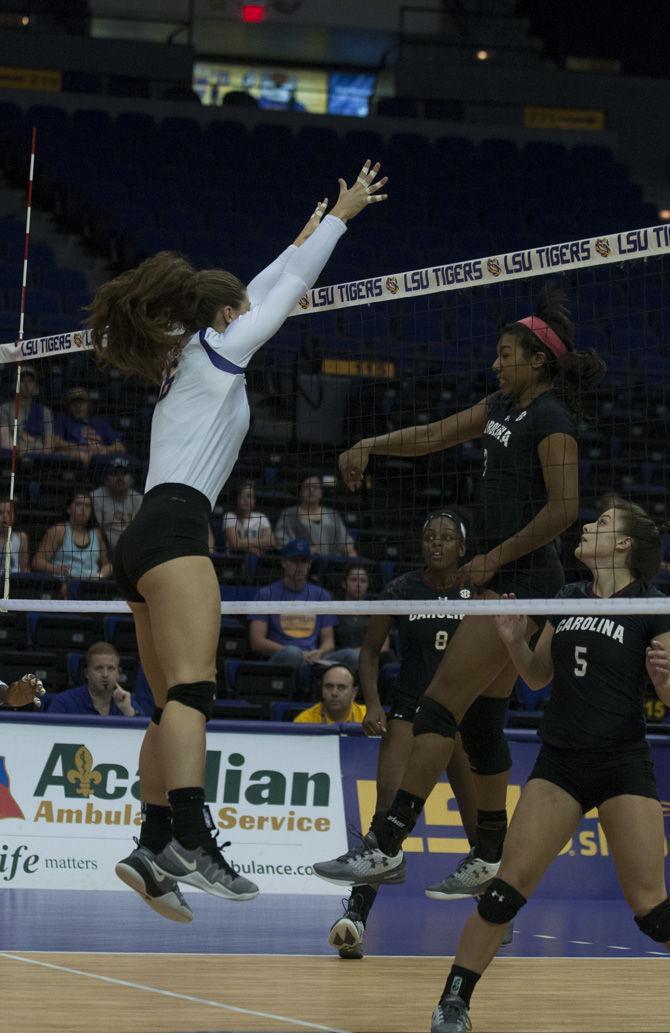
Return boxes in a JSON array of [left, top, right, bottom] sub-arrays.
[[151, 706, 163, 726], [166, 681, 216, 720], [478, 878, 527, 924], [413, 695, 458, 739], [459, 697, 512, 775], [635, 898, 670, 943]]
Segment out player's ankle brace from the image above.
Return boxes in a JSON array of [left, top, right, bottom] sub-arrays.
[[166, 680, 216, 720], [413, 695, 458, 738], [377, 790, 424, 855], [635, 898, 670, 942]]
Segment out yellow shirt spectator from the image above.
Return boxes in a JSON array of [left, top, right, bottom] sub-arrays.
[[294, 700, 367, 724]]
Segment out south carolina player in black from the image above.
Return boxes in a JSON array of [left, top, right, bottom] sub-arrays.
[[85, 162, 388, 918], [430, 498, 670, 1033], [325, 512, 480, 956], [315, 285, 604, 890]]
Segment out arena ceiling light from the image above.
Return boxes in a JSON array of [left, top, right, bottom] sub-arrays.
[[241, 3, 266, 22]]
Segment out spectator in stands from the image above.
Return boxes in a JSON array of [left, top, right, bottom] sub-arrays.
[[333, 563, 391, 666], [91, 457, 143, 552], [294, 663, 366, 724], [0, 365, 64, 457], [32, 490, 113, 581], [223, 480, 274, 554], [0, 499, 30, 572], [47, 642, 145, 716], [54, 386, 127, 465], [248, 539, 358, 673], [274, 474, 357, 557]]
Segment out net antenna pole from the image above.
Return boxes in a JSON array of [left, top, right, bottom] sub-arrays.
[[3, 127, 36, 601]]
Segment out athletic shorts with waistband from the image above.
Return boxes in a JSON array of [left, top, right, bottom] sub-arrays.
[[528, 740, 658, 813], [112, 483, 212, 603]]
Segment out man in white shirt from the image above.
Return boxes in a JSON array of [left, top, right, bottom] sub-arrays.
[[91, 457, 143, 551]]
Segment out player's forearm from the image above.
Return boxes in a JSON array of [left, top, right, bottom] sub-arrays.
[[363, 420, 450, 458], [504, 639, 553, 689], [359, 646, 382, 706], [652, 678, 670, 706], [283, 215, 346, 290], [246, 245, 296, 306], [489, 499, 579, 568]]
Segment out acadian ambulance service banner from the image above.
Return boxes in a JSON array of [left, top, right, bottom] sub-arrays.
[[0, 723, 345, 895]]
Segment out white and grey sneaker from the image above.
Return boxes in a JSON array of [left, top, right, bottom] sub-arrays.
[[115, 842, 193, 923], [152, 836, 259, 900], [425, 848, 500, 900], [431, 995, 472, 1033], [313, 831, 404, 887], [328, 898, 365, 959]]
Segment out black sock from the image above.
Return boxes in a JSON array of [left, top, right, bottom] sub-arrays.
[[168, 787, 210, 848], [377, 790, 425, 855], [349, 884, 378, 925], [474, 808, 507, 863], [138, 802, 173, 853], [369, 810, 387, 839], [441, 964, 480, 1007]]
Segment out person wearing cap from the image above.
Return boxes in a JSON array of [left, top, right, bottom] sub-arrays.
[[248, 539, 357, 674], [0, 365, 59, 456], [53, 386, 126, 465], [91, 458, 144, 552]]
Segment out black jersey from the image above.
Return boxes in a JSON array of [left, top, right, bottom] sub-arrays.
[[473, 390, 577, 564], [380, 570, 471, 696], [541, 581, 670, 750]]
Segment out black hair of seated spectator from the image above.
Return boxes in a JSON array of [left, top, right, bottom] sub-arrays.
[[319, 662, 358, 689]]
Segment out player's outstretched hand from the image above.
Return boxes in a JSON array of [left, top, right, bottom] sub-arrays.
[[339, 440, 371, 491], [330, 160, 388, 223], [294, 198, 328, 246], [494, 593, 527, 646], [4, 673, 45, 708]]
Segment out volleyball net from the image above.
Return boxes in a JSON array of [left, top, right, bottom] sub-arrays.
[[0, 221, 669, 619]]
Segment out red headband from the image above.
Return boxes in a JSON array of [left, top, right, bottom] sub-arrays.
[[516, 316, 567, 359]]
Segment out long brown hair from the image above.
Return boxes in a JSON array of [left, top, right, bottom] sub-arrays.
[[85, 251, 246, 384]]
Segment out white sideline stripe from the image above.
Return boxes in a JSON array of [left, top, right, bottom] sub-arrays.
[[2, 597, 670, 615], [0, 951, 350, 1033], [569, 940, 593, 945], [607, 945, 632, 950], [533, 934, 556, 940]]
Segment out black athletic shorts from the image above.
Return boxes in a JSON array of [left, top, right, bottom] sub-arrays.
[[388, 685, 418, 723], [489, 546, 565, 633], [528, 740, 658, 813], [112, 483, 212, 603]]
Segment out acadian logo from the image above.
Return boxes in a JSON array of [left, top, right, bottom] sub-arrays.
[[32, 744, 332, 831]]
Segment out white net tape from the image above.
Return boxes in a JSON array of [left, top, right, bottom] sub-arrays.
[[1, 222, 669, 363], [1, 597, 668, 615]]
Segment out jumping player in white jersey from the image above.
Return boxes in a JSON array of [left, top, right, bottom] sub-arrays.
[[86, 161, 388, 919]]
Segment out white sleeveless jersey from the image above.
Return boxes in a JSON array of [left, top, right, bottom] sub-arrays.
[[145, 215, 346, 507]]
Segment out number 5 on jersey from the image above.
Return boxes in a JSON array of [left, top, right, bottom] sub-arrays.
[[574, 645, 588, 677]]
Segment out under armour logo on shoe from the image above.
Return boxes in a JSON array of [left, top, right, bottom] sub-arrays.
[[387, 815, 404, 828]]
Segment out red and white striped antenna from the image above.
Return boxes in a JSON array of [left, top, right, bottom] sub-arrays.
[[3, 127, 36, 600]]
